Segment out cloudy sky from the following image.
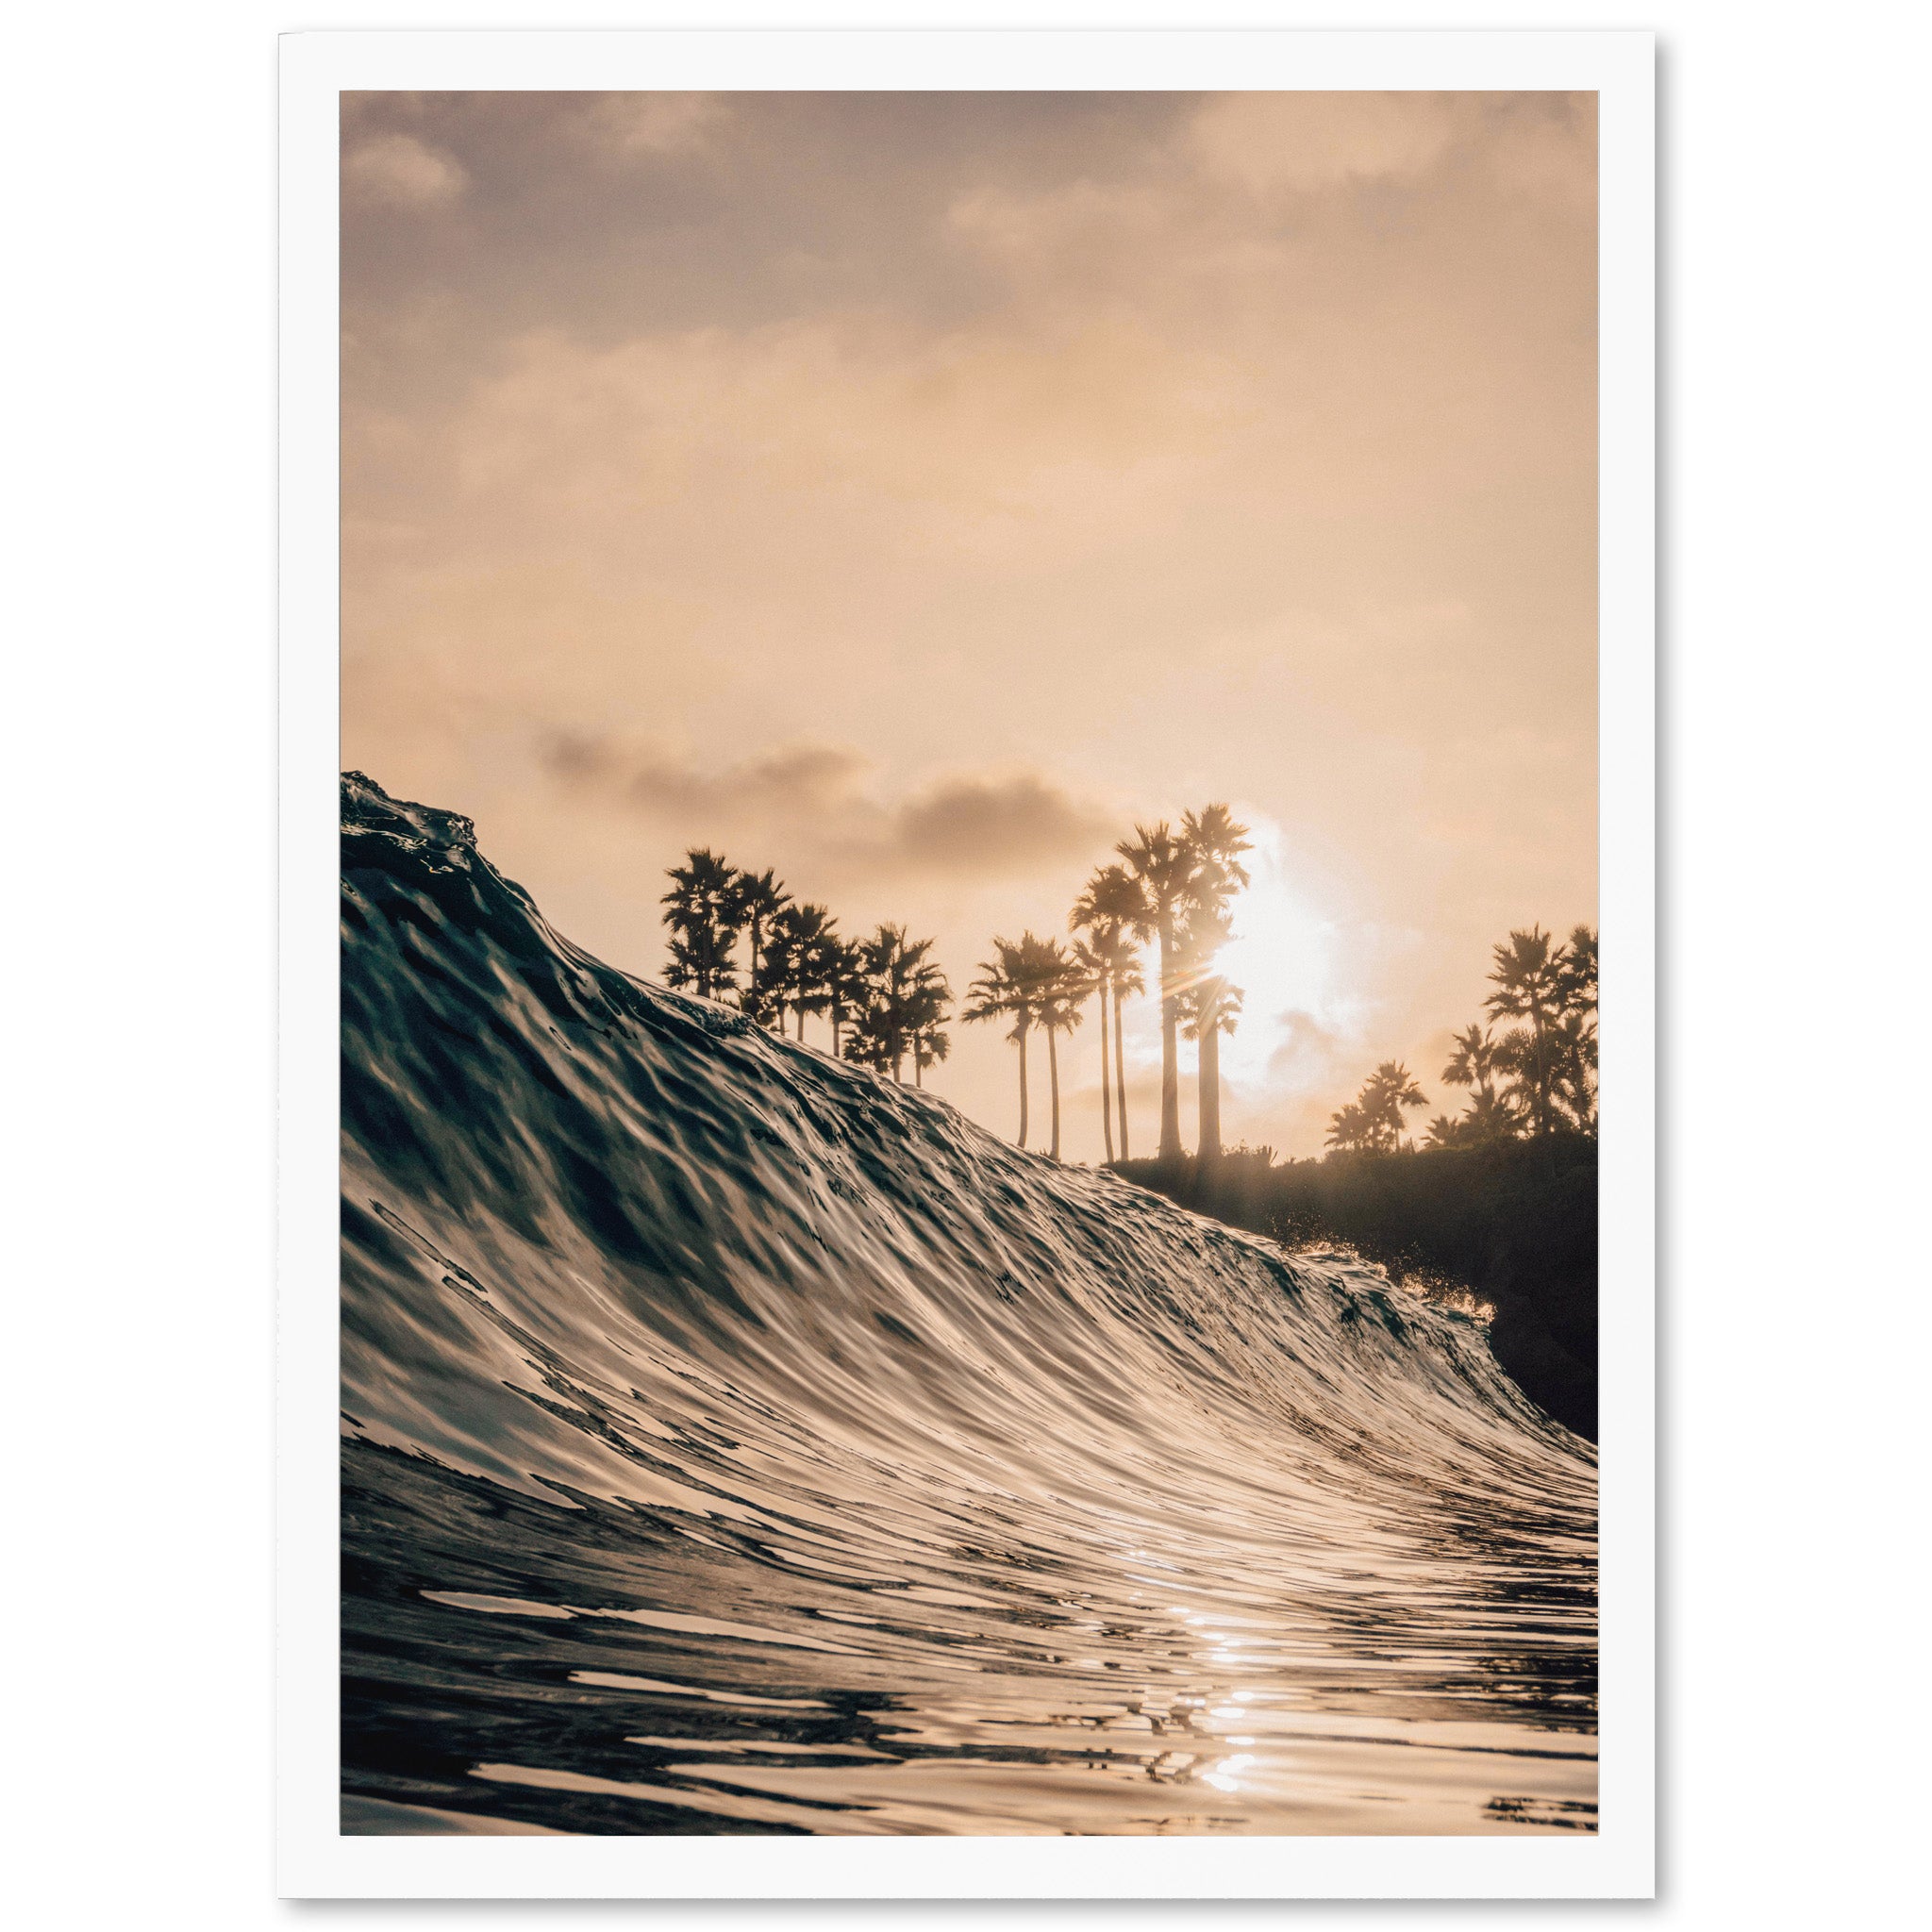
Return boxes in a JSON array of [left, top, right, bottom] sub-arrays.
[[341, 90, 1598, 1163]]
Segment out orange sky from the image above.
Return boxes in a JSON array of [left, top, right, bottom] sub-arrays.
[[341, 90, 1598, 1163]]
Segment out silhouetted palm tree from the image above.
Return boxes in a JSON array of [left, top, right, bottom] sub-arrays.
[[965, 938, 1034, 1146], [824, 935, 866, 1059], [1552, 924, 1599, 1133], [1177, 805, 1252, 1166], [1364, 1061, 1428, 1150], [1557, 924, 1599, 1014], [1178, 910, 1243, 1158], [1439, 1021, 1522, 1143], [1485, 927, 1566, 1138], [1032, 940, 1086, 1160], [732, 868, 792, 1028], [1115, 822, 1197, 1163], [901, 963, 951, 1088], [1550, 1009, 1599, 1133], [1424, 1087, 1521, 1149], [660, 848, 745, 1001], [1069, 938, 1111, 1156], [768, 901, 836, 1039], [1107, 946, 1147, 1160], [911, 1021, 950, 1089], [964, 932, 1067, 1148], [846, 924, 948, 1082], [1069, 862, 1150, 1164], [1329, 1061, 1427, 1156], [1443, 1021, 1503, 1097]]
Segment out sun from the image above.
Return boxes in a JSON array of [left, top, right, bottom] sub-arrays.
[[1210, 818, 1347, 1086]]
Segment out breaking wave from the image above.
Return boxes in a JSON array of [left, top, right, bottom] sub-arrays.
[[340, 772, 1597, 1837]]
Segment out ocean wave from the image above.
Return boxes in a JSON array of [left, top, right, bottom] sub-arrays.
[[341, 771, 1597, 1836]]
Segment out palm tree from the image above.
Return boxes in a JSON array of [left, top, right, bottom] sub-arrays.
[[911, 1021, 950, 1089], [1485, 927, 1566, 1138], [824, 935, 866, 1059], [757, 906, 800, 1033], [1178, 805, 1252, 1166], [767, 901, 836, 1039], [1330, 1061, 1427, 1156], [1553, 924, 1599, 1135], [1424, 1086, 1521, 1148], [660, 848, 745, 1001], [1443, 1021, 1503, 1098], [1362, 1060, 1428, 1151], [1178, 909, 1243, 1158], [902, 958, 952, 1089], [1557, 924, 1599, 1015], [731, 868, 792, 1028], [1106, 941, 1148, 1161], [1069, 938, 1112, 1157], [1325, 1101, 1374, 1155], [1114, 822, 1198, 1163], [795, 915, 847, 1046], [965, 938, 1034, 1146], [846, 924, 948, 1081], [963, 932, 1066, 1148], [1550, 1009, 1599, 1133], [1439, 1022, 1523, 1145], [1069, 863, 1149, 1163], [1032, 940, 1086, 1160]]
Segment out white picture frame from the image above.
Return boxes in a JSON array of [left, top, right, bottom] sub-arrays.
[[280, 25, 1654, 1899]]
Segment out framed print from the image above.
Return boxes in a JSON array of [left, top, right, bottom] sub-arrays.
[[280, 25, 1654, 1898]]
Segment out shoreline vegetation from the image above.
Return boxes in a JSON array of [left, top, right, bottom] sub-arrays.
[[1116, 1140, 1598, 1441], [657, 810, 1598, 1436]]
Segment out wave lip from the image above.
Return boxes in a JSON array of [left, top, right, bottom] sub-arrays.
[[341, 770, 1598, 1837]]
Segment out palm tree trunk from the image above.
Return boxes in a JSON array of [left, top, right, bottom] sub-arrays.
[[1097, 975, 1115, 1164], [1158, 913, 1181, 1162], [1016, 1023, 1030, 1148], [1048, 1026, 1061, 1160], [1198, 987, 1223, 1165], [1113, 984, 1129, 1160]]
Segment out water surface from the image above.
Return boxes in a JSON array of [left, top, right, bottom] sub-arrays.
[[341, 773, 1597, 1836]]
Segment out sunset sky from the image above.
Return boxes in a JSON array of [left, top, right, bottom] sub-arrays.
[[341, 90, 1598, 1163]]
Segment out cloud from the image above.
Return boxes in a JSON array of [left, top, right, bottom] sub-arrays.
[[343, 132, 467, 210], [895, 773, 1113, 872], [547, 733, 864, 817], [1267, 1008, 1344, 1085], [544, 733, 1112, 881]]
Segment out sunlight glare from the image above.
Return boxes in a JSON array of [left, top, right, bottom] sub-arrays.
[[1213, 816, 1347, 1086]]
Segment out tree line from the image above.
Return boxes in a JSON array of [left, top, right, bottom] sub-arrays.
[[660, 832, 1598, 1174], [1324, 924, 1599, 1155], [963, 805, 1252, 1165], [659, 851, 950, 1083], [656, 801, 1257, 1170]]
